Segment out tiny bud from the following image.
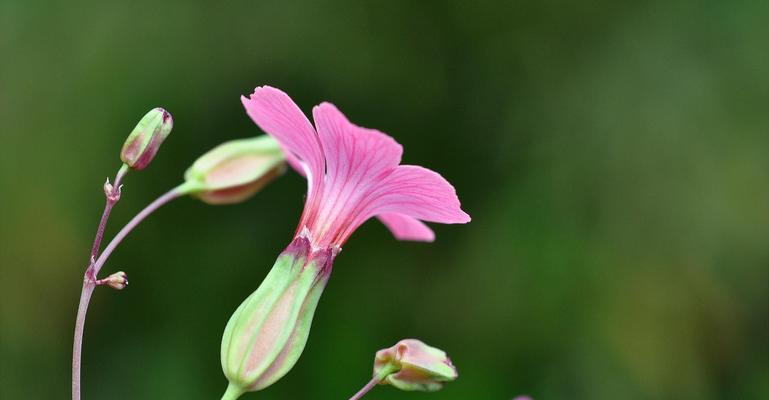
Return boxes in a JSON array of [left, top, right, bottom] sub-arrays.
[[98, 271, 128, 290], [103, 179, 113, 197], [103, 179, 121, 201], [183, 135, 285, 205], [373, 339, 457, 392], [121, 108, 173, 170]]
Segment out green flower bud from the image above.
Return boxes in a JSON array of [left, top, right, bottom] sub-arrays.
[[183, 136, 286, 205], [220, 236, 333, 399], [374, 339, 458, 392], [120, 108, 173, 170]]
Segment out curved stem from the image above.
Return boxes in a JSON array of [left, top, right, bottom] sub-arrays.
[[348, 364, 398, 400], [221, 383, 245, 400], [91, 183, 189, 276], [73, 165, 129, 400], [71, 181, 190, 400], [71, 282, 95, 400]]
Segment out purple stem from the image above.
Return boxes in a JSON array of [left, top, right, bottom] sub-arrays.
[[349, 377, 381, 400], [71, 282, 95, 400], [72, 165, 128, 400], [348, 364, 398, 400], [72, 181, 189, 400], [91, 185, 184, 276], [87, 164, 129, 263]]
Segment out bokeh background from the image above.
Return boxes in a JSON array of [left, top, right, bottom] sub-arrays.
[[0, 1, 766, 399]]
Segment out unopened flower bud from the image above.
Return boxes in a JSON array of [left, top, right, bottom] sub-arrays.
[[98, 271, 128, 290], [120, 108, 173, 170], [103, 178, 122, 201], [373, 339, 457, 392], [103, 179, 113, 196], [183, 135, 285, 205], [220, 236, 333, 398]]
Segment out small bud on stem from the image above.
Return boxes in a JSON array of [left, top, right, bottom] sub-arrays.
[[349, 339, 458, 400], [103, 178, 122, 202], [121, 108, 173, 170], [374, 339, 457, 391], [96, 271, 128, 290]]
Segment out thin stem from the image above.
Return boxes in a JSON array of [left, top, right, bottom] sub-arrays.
[[89, 164, 130, 261], [71, 181, 190, 400], [221, 383, 245, 400], [71, 282, 95, 400], [92, 183, 189, 276], [89, 204, 114, 262], [348, 364, 399, 400], [73, 164, 129, 400]]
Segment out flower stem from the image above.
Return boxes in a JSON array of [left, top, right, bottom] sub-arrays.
[[89, 164, 129, 260], [72, 164, 128, 400], [221, 383, 245, 400], [91, 183, 190, 276], [348, 364, 399, 400], [71, 181, 191, 400], [71, 282, 95, 400]]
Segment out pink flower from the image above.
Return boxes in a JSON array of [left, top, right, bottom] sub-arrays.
[[241, 86, 471, 250], [220, 86, 470, 398]]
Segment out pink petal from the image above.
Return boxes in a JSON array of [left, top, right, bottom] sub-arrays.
[[360, 165, 471, 226], [241, 86, 323, 188], [312, 102, 402, 179], [377, 213, 435, 242], [308, 103, 404, 245]]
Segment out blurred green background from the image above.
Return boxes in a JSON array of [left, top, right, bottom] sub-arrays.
[[0, 1, 766, 399]]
